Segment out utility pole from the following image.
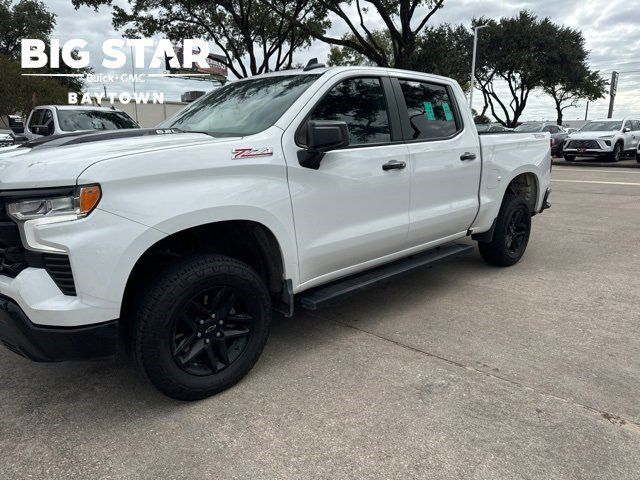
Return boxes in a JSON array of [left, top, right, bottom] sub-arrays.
[[607, 71, 619, 119], [469, 25, 487, 109], [584, 101, 589, 121]]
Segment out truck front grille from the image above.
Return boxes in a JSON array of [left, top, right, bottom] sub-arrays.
[[567, 140, 600, 149], [0, 193, 76, 296], [0, 198, 27, 278]]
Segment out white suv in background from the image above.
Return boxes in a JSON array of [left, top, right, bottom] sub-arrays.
[[564, 118, 640, 162]]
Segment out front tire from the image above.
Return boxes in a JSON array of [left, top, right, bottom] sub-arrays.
[[610, 142, 623, 162], [131, 255, 271, 401], [478, 196, 532, 267]]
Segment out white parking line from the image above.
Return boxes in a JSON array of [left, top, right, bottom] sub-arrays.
[[554, 168, 640, 174], [552, 179, 640, 186]]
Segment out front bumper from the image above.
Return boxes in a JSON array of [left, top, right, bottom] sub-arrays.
[[0, 294, 118, 362]]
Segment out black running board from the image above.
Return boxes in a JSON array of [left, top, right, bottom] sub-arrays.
[[297, 243, 474, 311]]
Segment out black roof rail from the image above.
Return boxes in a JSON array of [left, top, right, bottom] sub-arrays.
[[303, 58, 325, 71]]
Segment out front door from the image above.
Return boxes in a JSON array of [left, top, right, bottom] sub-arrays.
[[283, 75, 411, 287]]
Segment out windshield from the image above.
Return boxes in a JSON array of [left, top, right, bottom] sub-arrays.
[[579, 121, 622, 132], [58, 110, 139, 132], [514, 123, 543, 133], [166, 74, 318, 136]]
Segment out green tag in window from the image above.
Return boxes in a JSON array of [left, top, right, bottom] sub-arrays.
[[442, 102, 454, 121], [423, 101, 436, 120]]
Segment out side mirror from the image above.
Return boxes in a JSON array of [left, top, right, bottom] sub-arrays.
[[298, 120, 349, 169], [31, 125, 52, 136], [623, 127, 631, 133]]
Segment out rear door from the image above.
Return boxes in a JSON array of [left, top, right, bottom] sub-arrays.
[[392, 76, 481, 246], [283, 73, 411, 287]]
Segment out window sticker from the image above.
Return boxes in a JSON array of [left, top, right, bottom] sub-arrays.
[[423, 101, 436, 120], [442, 102, 454, 122]]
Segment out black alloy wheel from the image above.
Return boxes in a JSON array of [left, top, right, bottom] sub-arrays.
[[504, 208, 528, 257], [131, 255, 271, 401], [172, 286, 254, 376]]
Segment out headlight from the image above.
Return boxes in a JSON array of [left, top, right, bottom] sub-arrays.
[[7, 185, 101, 253], [7, 185, 101, 222]]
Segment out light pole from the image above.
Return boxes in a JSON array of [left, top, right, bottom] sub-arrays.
[[469, 25, 487, 110]]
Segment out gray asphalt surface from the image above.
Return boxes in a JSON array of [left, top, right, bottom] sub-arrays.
[[1, 166, 639, 479]]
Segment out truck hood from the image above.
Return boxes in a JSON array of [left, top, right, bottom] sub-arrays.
[[0, 130, 239, 190]]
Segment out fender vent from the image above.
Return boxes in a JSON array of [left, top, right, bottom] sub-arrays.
[[43, 254, 76, 296]]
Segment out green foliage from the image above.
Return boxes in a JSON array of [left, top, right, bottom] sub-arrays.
[[0, 1, 83, 117], [327, 31, 390, 66], [73, 0, 329, 78], [472, 10, 601, 127], [0, 54, 68, 118], [267, 0, 444, 69], [411, 24, 472, 91], [0, 0, 55, 58]]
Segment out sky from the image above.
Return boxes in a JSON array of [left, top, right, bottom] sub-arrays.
[[45, 0, 640, 122]]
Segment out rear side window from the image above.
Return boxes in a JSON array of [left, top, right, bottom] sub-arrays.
[[398, 80, 460, 140], [631, 120, 640, 131], [307, 77, 391, 146]]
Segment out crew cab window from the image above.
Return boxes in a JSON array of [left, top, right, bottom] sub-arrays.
[[306, 77, 391, 146], [630, 120, 640, 131], [398, 80, 460, 140]]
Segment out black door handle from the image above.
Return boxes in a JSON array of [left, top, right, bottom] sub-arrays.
[[382, 160, 406, 171], [460, 152, 477, 161]]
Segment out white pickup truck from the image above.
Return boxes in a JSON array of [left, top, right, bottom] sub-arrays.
[[0, 64, 551, 400]]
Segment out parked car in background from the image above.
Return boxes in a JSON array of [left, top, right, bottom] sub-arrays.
[[476, 123, 512, 133], [0, 130, 14, 148], [514, 122, 567, 157], [637, 142, 640, 163], [563, 118, 640, 162], [24, 106, 140, 141], [7, 115, 24, 134]]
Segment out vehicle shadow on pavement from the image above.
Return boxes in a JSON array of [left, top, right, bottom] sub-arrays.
[[0, 261, 473, 405]]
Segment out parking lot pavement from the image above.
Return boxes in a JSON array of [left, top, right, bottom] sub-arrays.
[[1, 167, 639, 479]]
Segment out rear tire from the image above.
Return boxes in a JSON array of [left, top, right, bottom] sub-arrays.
[[478, 196, 532, 267], [131, 254, 271, 401], [564, 155, 576, 162]]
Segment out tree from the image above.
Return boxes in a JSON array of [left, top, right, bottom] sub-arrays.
[[0, 54, 68, 118], [538, 26, 606, 125], [73, 0, 328, 78], [472, 11, 595, 128], [0, 0, 55, 59], [327, 31, 390, 67], [266, 0, 445, 69], [410, 24, 472, 90], [544, 71, 606, 125], [0, 1, 81, 116]]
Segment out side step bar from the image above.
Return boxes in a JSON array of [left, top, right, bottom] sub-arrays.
[[297, 243, 474, 311]]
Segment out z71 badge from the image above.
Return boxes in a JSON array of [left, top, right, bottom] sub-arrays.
[[232, 147, 274, 159]]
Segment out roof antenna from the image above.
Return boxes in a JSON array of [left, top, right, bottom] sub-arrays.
[[303, 58, 325, 71]]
